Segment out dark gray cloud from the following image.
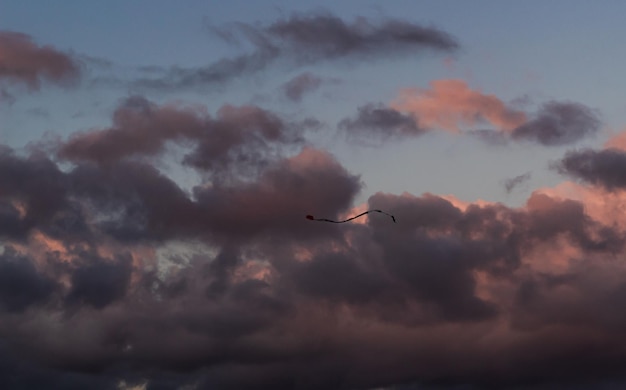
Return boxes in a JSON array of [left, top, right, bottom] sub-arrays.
[[0, 158, 626, 389], [0, 30, 80, 89], [339, 103, 424, 140], [504, 171, 531, 193], [137, 12, 458, 89], [66, 253, 133, 309], [262, 12, 458, 61], [281, 72, 322, 102], [556, 148, 626, 190], [0, 248, 57, 312], [0, 146, 71, 240], [512, 101, 601, 146]]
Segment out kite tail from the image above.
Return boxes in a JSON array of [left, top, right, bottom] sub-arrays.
[[305, 209, 396, 224]]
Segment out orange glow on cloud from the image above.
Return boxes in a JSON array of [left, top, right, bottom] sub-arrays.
[[537, 181, 626, 231], [438, 193, 495, 211], [391, 79, 527, 132], [604, 129, 626, 151]]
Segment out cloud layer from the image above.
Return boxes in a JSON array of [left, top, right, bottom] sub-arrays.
[[3, 97, 626, 388]]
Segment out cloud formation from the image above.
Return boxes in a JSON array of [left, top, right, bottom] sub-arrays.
[[557, 148, 626, 190], [138, 12, 458, 89], [59, 96, 308, 180], [391, 79, 527, 133], [339, 103, 424, 140], [504, 171, 532, 193], [4, 9, 626, 390], [0, 31, 80, 89], [5, 110, 626, 388], [511, 101, 601, 146], [259, 12, 459, 61], [345, 79, 600, 146], [281, 72, 322, 102]]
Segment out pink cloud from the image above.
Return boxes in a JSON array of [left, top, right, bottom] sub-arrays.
[[604, 128, 626, 151], [0, 31, 80, 89], [391, 79, 527, 132]]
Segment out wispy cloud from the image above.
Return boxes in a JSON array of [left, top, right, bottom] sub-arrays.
[[281, 72, 322, 102], [136, 12, 458, 90], [504, 171, 532, 193]]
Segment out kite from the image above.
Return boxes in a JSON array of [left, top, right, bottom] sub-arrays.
[[306, 209, 396, 224]]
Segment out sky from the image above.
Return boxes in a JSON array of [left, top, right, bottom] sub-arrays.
[[2, 1, 626, 389]]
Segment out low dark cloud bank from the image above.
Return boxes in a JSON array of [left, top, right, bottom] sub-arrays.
[[2, 95, 626, 388]]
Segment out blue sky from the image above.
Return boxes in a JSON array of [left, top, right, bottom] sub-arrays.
[[4, 0, 626, 205]]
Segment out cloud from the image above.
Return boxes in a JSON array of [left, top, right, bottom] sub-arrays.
[[0, 247, 57, 312], [504, 171, 531, 193], [604, 129, 626, 151], [3, 90, 626, 388], [261, 12, 459, 61], [59, 96, 307, 180], [347, 80, 601, 146], [65, 253, 133, 309], [391, 79, 527, 133], [511, 101, 601, 146], [0, 30, 80, 89], [138, 12, 458, 89], [339, 103, 424, 140], [281, 72, 322, 102], [3, 139, 626, 388], [557, 148, 626, 190]]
